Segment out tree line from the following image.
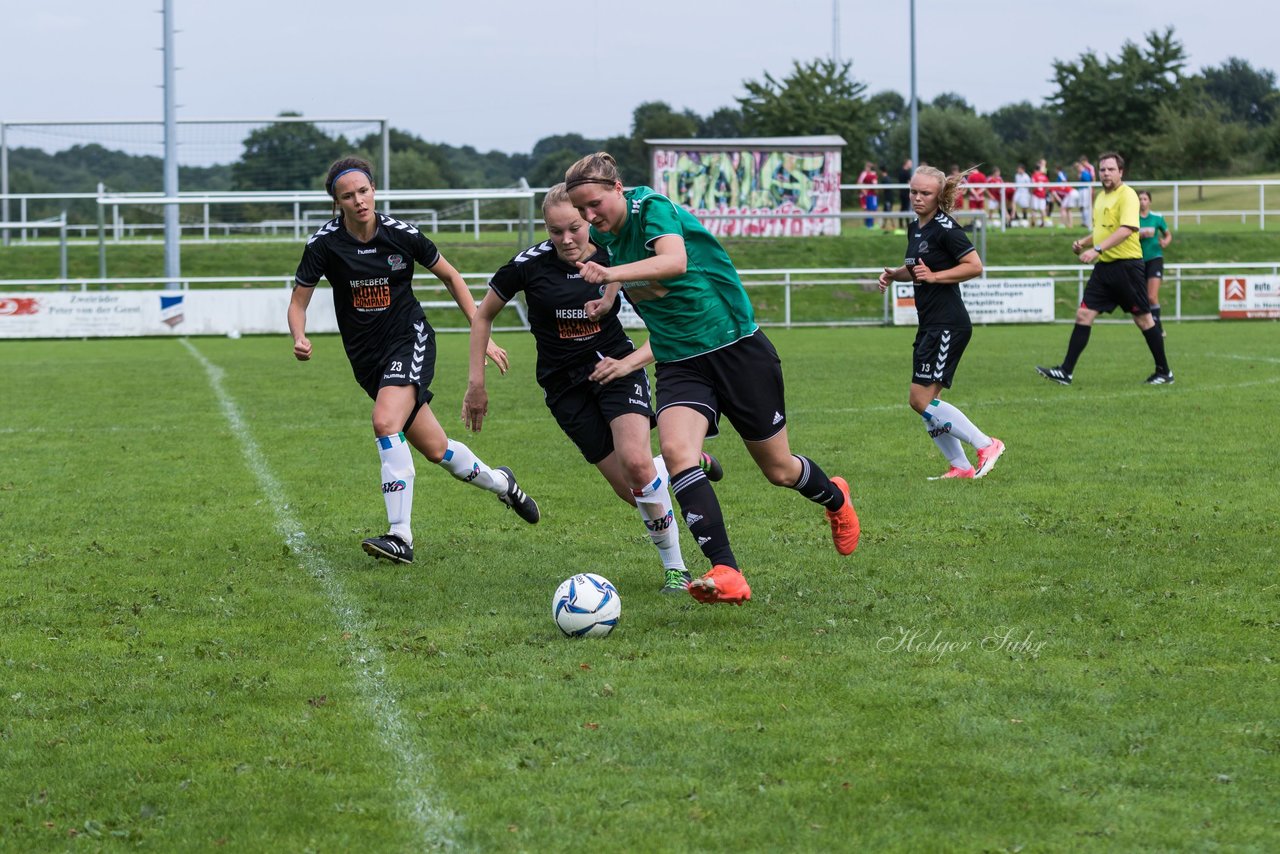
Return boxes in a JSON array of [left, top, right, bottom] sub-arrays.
[[7, 27, 1278, 225]]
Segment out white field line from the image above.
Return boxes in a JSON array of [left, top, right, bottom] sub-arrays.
[[181, 338, 460, 850], [1205, 351, 1280, 365]]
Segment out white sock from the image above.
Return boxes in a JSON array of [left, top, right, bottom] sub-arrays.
[[377, 432, 414, 543], [438, 438, 507, 494], [634, 455, 685, 571], [922, 412, 972, 470], [927, 399, 992, 449]]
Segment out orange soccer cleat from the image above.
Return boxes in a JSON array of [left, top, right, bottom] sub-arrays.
[[826, 476, 861, 555], [688, 564, 752, 605], [928, 466, 976, 480], [974, 437, 1006, 479]]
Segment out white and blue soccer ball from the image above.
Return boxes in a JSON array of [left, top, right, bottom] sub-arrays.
[[552, 573, 621, 638]]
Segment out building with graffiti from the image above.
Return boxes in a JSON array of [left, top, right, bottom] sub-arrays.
[[646, 135, 845, 237]]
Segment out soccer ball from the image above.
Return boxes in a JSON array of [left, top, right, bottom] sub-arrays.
[[552, 573, 621, 638]]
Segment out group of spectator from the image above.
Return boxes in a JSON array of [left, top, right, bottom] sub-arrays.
[[854, 156, 1097, 230]]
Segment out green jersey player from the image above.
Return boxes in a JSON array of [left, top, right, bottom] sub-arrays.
[[565, 152, 861, 605]]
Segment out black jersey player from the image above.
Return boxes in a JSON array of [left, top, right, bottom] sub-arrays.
[[462, 184, 722, 594], [879, 166, 1005, 480], [288, 157, 539, 565]]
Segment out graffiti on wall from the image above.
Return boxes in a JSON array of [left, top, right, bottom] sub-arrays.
[[652, 148, 842, 237]]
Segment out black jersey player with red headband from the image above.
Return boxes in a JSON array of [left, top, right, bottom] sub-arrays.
[[288, 156, 540, 565]]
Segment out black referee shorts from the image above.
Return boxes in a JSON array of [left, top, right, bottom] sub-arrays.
[[1082, 259, 1151, 315]]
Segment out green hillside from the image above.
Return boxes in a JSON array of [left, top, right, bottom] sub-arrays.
[[2, 224, 1277, 283]]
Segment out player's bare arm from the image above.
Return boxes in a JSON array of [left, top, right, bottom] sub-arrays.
[[433, 255, 509, 374], [912, 252, 983, 285], [578, 234, 687, 288], [463, 290, 505, 432], [589, 339, 654, 385], [584, 281, 622, 321], [288, 282, 314, 360]]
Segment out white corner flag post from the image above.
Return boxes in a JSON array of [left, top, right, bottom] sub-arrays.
[[162, 0, 181, 285]]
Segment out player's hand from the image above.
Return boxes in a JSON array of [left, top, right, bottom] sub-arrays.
[[584, 294, 615, 322], [293, 336, 312, 361], [462, 384, 487, 432], [1079, 248, 1099, 264], [878, 267, 895, 292], [589, 356, 628, 385], [485, 339, 509, 375], [1071, 239, 1084, 255], [911, 262, 934, 283], [576, 261, 610, 286]]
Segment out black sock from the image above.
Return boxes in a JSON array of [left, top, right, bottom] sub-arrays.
[[1141, 324, 1170, 373], [792, 455, 844, 511], [670, 466, 737, 569], [1062, 323, 1092, 374]]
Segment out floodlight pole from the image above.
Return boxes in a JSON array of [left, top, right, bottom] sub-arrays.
[[163, 0, 181, 283], [910, 0, 919, 169], [2, 121, 9, 246], [832, 0, 841, 64]]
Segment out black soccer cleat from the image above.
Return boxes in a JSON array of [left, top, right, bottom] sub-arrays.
[[1144, 369, 1174, 385], [496, 466, 540, 524], [1035, 365, 1073, 386], [362, 533, 413, 564], [699, 452, 724, 483]]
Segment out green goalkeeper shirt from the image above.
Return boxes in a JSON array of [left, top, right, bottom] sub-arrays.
[[590, 187, 757, 362]]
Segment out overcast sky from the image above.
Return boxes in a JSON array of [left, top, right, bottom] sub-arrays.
[[3, 0, 1275, 159]]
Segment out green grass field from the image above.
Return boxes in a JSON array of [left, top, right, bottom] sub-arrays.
[[2, 322, 1276, 850]]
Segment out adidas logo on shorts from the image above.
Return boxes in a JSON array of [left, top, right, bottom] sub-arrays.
[[772, 411, 784, 425]]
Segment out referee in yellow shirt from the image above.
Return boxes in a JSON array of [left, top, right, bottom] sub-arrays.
[[1036, 152, 1173, 385]]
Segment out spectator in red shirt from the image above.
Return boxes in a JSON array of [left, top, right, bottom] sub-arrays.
[[1053, 165, 1076, 228], [966, 167, 987, 214], [1030, 159, 1050, 227], [987, 166, 1008, 226]]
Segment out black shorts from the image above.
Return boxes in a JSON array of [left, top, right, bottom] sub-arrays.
[[354, 331, 436, 406], [546, 367, 654, 464], [655, 328, 786, 442], [1144, 257, 1164, 280], [1082, 259, 1150, 315], [911, 325, 972, 389]]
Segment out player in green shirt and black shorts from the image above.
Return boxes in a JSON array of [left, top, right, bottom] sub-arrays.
[[1138, 189, 1171, 336], [565, 152, 861, 605]]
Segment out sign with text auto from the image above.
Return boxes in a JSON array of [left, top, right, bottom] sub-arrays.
[[1219, 276, 1280, 318]]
